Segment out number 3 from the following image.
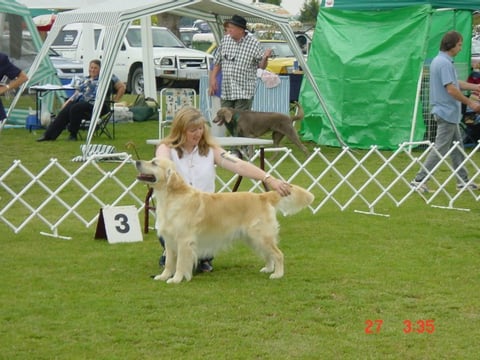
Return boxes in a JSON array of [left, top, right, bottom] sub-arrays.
[[114, 213, 130, 233]]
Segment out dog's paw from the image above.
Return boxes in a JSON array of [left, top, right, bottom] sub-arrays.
[[260, 266, 274, 274], [153, 271, 172, 281], [166, 276, 184, 284], [269, 272, 284, 279], [166, 272, 193, 284]]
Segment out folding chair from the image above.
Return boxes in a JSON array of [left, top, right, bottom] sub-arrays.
[[159, 88, 197, 138], [78, 78, 119, 140], [78, 105, 115, 140]]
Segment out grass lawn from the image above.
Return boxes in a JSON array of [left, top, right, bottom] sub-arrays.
[[1, 114, 480, 359]]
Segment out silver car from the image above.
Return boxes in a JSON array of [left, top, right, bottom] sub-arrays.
[[1, 31, 84, 81]]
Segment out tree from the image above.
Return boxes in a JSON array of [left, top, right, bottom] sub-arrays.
[[299, 0, 319, 25], [156, 13, 182, 38]]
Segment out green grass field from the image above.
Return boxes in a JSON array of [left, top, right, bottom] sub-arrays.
[[1, 116, 480, 359]]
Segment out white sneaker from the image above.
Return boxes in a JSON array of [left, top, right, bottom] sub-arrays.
[[410, 180, 430, 194]]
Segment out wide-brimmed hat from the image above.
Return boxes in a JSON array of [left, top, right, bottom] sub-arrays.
[[224, 15, 247, 30]]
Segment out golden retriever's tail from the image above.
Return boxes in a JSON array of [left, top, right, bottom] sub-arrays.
[[275, 185, 314, 216], [290, 102, 304, 122]]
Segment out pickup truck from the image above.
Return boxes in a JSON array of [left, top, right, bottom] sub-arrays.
[[51, 24, 212, 94]]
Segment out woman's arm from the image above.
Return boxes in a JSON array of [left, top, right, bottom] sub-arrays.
[[155, 143, 172, 159], [213, 147, 291, 196]]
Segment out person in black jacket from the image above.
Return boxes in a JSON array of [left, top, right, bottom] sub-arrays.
[[0, 52, 28, 125]]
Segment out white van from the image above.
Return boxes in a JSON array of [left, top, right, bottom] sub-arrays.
[[51, 23, 213, 94]]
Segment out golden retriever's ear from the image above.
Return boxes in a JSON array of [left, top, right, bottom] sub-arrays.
[[166, 169, 185, 190]]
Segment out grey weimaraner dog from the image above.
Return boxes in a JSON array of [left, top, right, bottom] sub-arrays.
[[213, 102, 309, 155]]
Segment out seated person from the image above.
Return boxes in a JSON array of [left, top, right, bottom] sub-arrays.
[[464, 66, 480, 125], [37, 59, 125, 141]]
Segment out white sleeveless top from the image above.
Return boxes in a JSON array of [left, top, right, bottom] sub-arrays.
[[170, 146, 216, 193]]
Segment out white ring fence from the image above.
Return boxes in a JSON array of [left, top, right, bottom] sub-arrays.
[[1, 141, 480, 239]]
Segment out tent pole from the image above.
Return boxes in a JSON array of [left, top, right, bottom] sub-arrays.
[[409, 66, 424, 154]]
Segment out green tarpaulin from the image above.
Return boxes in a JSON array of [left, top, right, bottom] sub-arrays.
[[325, 0, 480, 11], [300, 4, 473, 149]]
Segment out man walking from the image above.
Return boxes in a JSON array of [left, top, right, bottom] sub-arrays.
[[412, 31, 480, 192]]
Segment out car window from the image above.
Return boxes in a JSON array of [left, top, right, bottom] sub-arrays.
[[1, 31, 37, 69], [52, 30, 79, 46], [125, 28, 185, 48], [94, 29, 102, 49], [260, 42, 294, 58], [180, 31, 197, 47], [53, 28, 102, 49], [2, 31, 83, 77]]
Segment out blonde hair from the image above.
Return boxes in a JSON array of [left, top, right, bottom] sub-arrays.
[[160, 107, 218, 158]]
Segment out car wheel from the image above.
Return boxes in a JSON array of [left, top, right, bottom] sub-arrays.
[[129, 66, 145, 95]]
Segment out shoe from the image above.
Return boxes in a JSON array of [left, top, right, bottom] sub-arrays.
[[410, 180, 430, 194], [36, 136, 52, 142], [199, 260, 213, 273], [456, 182, 479, 191], [159, 253, 166, 267], [68, 134, 77, 141]]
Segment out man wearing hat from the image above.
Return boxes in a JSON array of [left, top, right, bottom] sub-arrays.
[[209, 14, 272, 111]]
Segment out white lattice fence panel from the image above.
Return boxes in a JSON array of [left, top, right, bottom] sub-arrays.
[[228, 143, 480, 216], [2, 142, 480, 238], [0, 153, 144, 239]]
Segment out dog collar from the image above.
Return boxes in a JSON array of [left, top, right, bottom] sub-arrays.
[[226, 112, 240, 136], [232, 112, 240, 123]]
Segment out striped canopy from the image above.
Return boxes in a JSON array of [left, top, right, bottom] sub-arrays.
[[23, 0, 339, 149]]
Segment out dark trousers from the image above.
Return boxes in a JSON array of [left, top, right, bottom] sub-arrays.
[[0, 99, 6, 120], [43, 101, 107, 140]]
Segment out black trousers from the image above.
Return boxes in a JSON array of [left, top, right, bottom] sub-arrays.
[[43, 101, 108, 140]]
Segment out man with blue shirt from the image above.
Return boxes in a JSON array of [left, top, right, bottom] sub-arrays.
[[412, 31, 480, 193]]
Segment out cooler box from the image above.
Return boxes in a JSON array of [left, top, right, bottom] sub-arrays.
[[25, 113, 42, 131]]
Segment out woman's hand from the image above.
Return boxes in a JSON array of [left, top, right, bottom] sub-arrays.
[[265, 176, 291, 197]]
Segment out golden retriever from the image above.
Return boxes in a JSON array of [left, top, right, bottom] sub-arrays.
[[136, 158, 314, 284]]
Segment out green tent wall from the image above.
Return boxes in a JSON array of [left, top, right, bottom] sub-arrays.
[[324, 0, 480, 11], [300, 4, 475, 149]]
